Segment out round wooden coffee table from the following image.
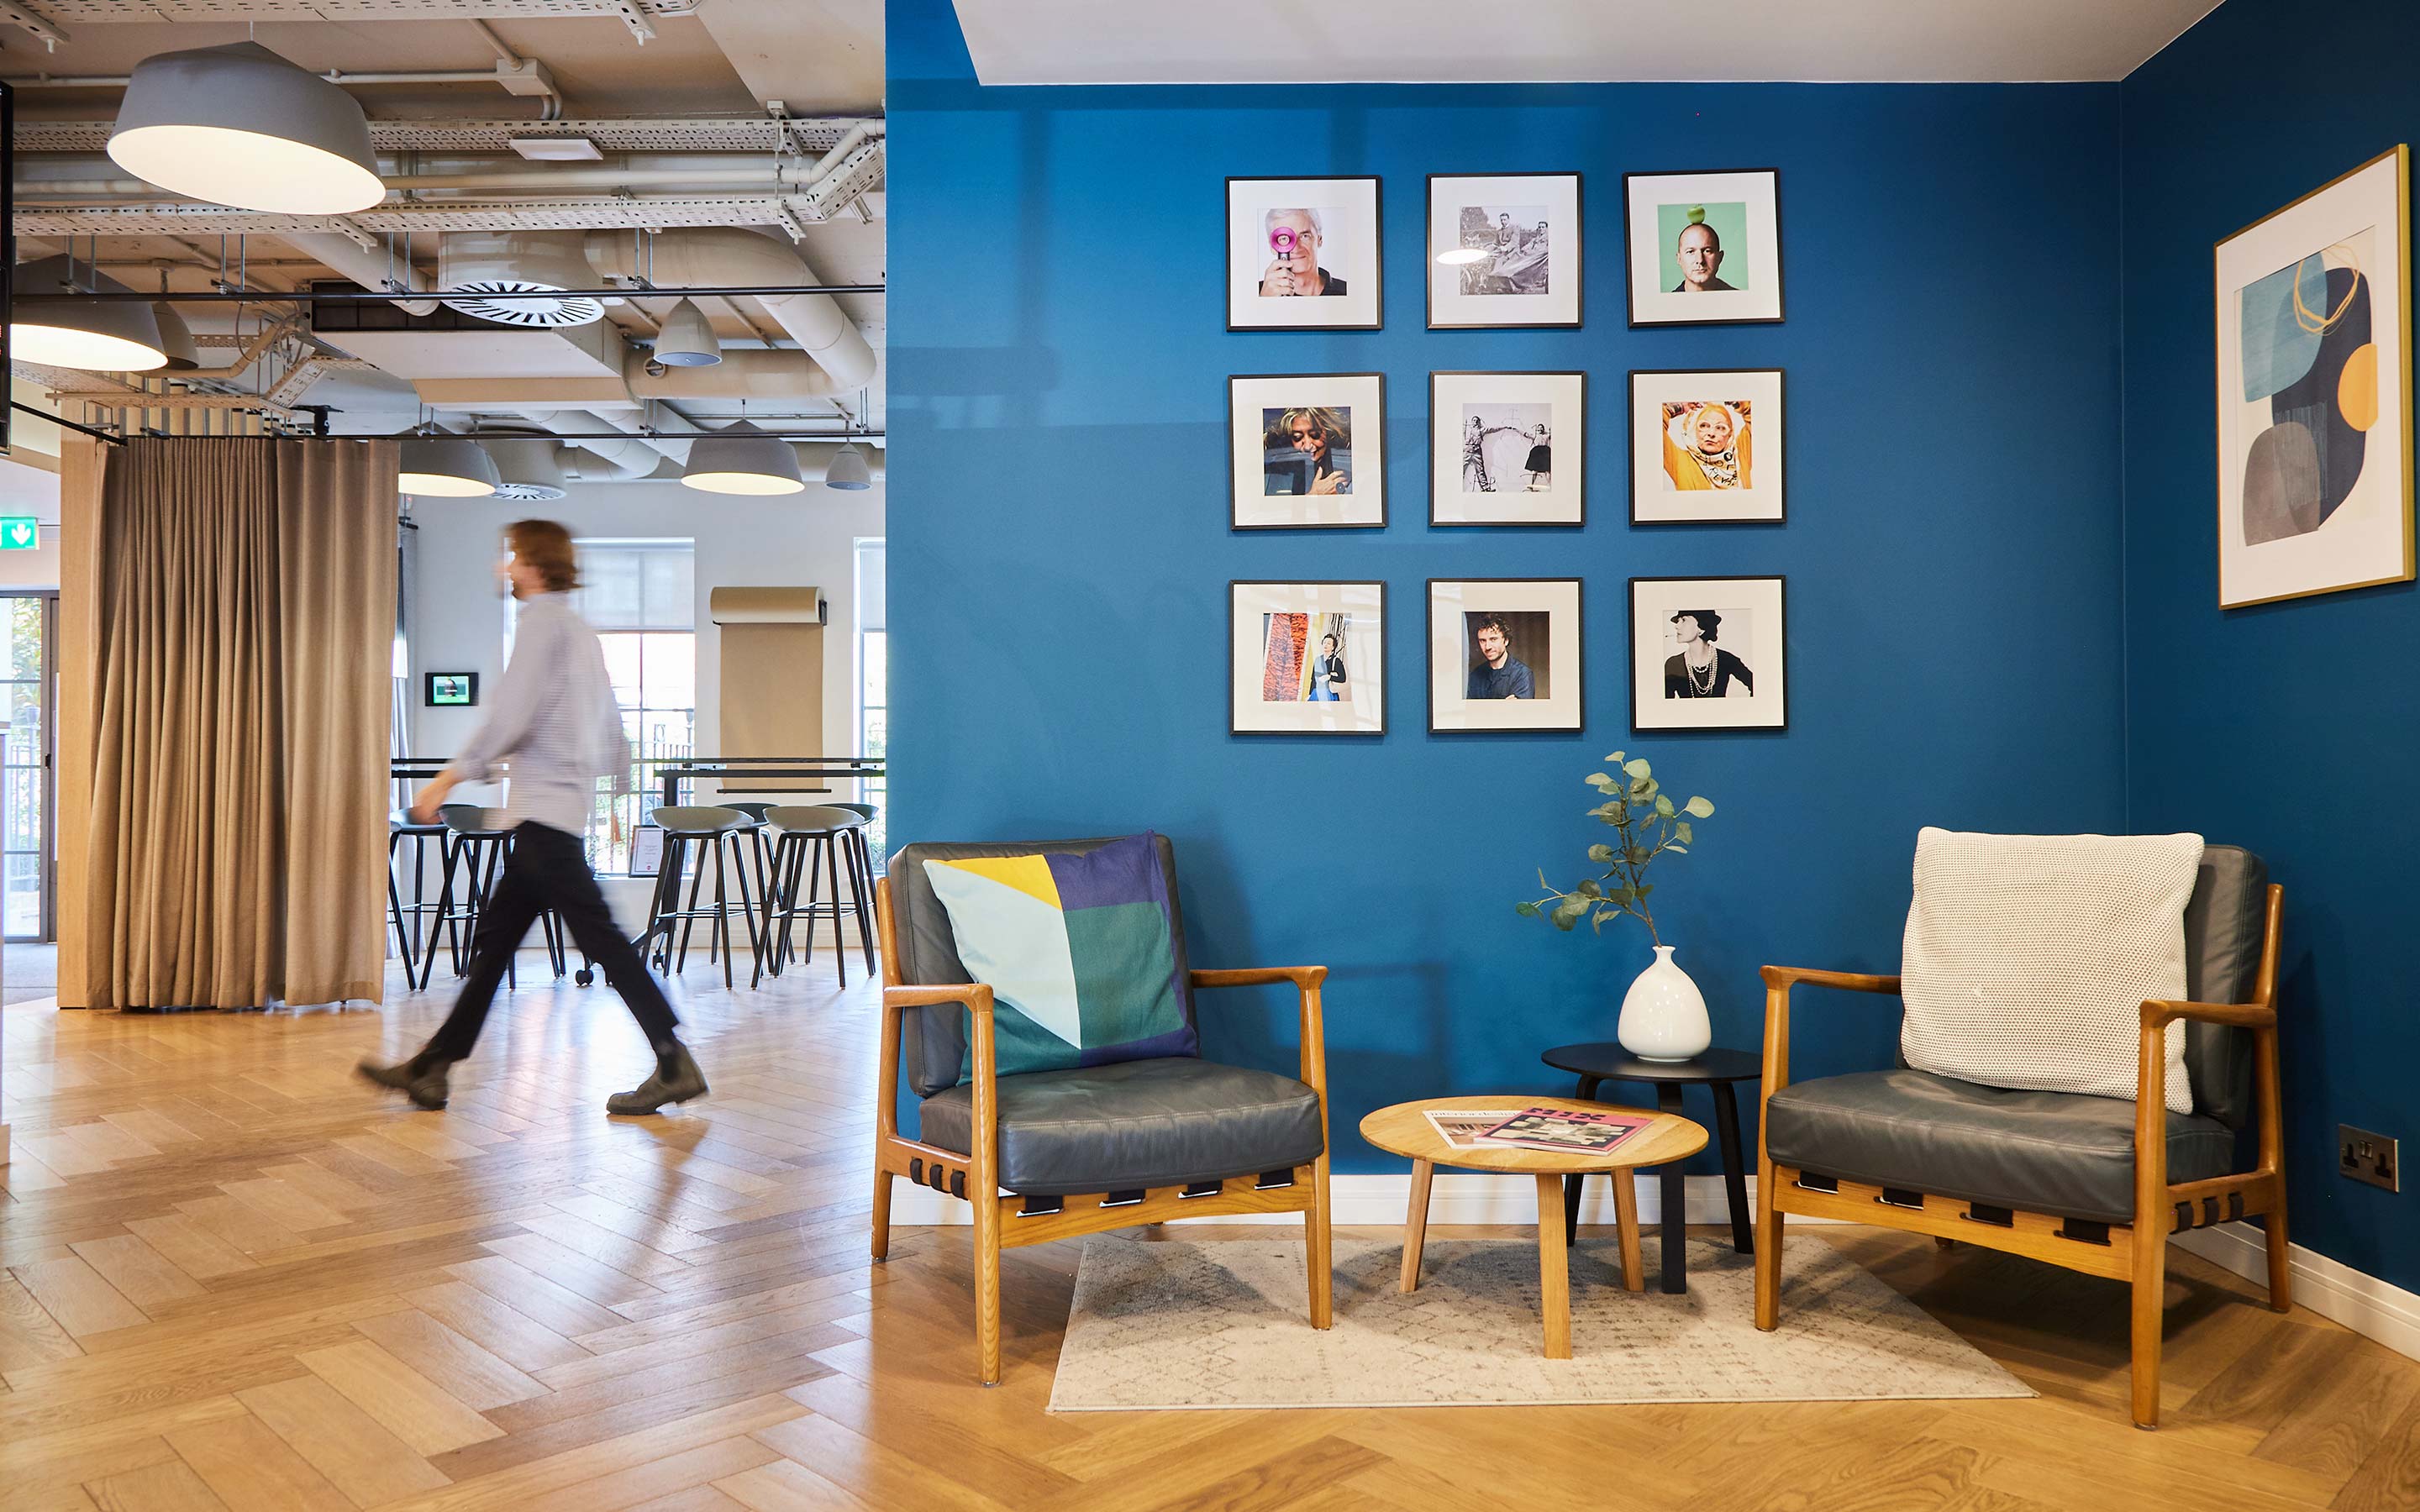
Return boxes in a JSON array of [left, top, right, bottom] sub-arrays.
[[1358, 1095, 1708, 1359]]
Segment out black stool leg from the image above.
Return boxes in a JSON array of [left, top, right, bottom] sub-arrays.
[[848, 829, 875, 972], [387, 832, 418, 986], [713, 835, 734, 990], [1657, 1081, 1686, 1294], [730, 834, 762, 984], [776, 836, 810, 976], [799, 836, 825, 966], [677, 835, 708, 973], [1712, 1080, 1754, 1254], [824, 829, 848, 988], [1564, 1074, 1601, 1245]]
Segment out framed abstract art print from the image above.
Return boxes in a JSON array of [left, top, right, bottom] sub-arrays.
[[2214, 145, 2413, 607]]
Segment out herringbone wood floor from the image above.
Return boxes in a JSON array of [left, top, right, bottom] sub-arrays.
[[3, 952, 2417, 1511]]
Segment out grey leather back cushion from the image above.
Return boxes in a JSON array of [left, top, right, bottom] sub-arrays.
[[2184, 845, 2268, 1129], [886, 836, 1192, 1097]]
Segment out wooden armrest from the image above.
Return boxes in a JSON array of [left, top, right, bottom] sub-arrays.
[[2142, 998, 2275, 1030], [1760, 965, 1902, 995], [884, 983, 996, 1016], [1191, 966, 1328, 990]]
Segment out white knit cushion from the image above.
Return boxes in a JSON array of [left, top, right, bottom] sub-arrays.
[[1900, 828, 2204, 1114]]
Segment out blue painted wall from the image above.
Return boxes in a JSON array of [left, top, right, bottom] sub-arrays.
[[886, 2, 2128, 1174], [2123, 0, 2420, 1289]]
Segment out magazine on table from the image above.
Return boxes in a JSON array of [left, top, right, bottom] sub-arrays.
[[1423, 1109, 1527, 1149], [1474, 1105, 1656, 1155]]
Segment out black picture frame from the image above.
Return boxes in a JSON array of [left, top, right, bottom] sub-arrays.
[[1430, 370, 1587, 528], [424, 671, 480, 707], [1628, 367, 1786, 527], [1426, 576, 1585, 734], [1424, 171, 1584, 330], [1621, 166, 1786, 328], [1628, 575, 1789, 733], [1228, 372, 1388, 531], [1229, 579, 1387, 736], [1226, 175, 1384, 332]]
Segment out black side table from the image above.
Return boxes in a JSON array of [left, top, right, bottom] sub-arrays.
[[1539, 1043, 1762, 1294]]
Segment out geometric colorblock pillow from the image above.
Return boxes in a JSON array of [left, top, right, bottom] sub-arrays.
[[921, 832, 1200, 1082], [1900, 828, 2204, 1114]]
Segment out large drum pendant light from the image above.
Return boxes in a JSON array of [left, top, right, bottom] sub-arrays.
[[682, 422, 806, 496], [108, 42, 384, 215], [9, 256, 168, 372], [397, 433, 502, 497]]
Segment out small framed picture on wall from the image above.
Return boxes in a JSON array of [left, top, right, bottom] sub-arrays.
[[1630, 368, 1785, 524], [1227, 176, 1382, 331], [1431, 370, 1585, 526], [1629, 576, 1787, 732], [1231, 580, 1386, 735], [1428, 578, 1583, 732], [1425, 172, 1582, 328], [1229, 372, 1386, 529], [1623, 168, 1784, 327]]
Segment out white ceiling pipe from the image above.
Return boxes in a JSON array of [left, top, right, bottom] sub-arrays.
[[515, 408, 659, 482], [623, 346, 841, 399], [559, 440, 882, 486], [278, 231, 437, 315], [583, 228, 876, 393], [581, 403, 699, 465]]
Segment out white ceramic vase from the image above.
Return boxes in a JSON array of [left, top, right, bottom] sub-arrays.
[[1618, 943, 1711, 1063]]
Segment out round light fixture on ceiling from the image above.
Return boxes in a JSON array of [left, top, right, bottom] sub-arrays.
[[107, 42, 384, 215], [824, 443, 872, 491], [682, 423, 805, 496], [397, 433, 501, 497], [153, 302, 201, 372], [652, 298, 723, 367], [10, 256, 168, 372]]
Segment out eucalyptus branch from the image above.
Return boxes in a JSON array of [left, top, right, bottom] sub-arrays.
[[1516, 750, 1713, 951]]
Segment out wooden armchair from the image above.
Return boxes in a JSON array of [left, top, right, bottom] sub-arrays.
[[1754, 845, 2286, 1428], [871, 837, 1333, 1385]]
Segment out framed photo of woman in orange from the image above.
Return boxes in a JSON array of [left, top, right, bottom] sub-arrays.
[[1629, 368, 1784, 524]]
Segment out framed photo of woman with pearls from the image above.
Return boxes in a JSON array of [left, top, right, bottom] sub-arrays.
[[1628, 575, 1787, 732], [1630, 369, 1784, 524]]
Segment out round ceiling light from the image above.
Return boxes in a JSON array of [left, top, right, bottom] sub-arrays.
[[824, 443, 872, 491], [682, 423, 805, 496], [10, 256, 168, 372], [108, 42, 384, 215], [397, 434, 501, 497], [652, 298, 723, 367]]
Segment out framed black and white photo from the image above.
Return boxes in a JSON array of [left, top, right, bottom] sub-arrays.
[[1432, 370, 1585, 526], [1427, 172, 1581, 328], [1228, 176, 1382, 331], [1629, 575, 1787, 732], [1428, 578, 1583, 732], [1630, 369, 1784, 524], [1232, 580, 1386, 735], [1228, 372, 1386, 529], [1623, 168, 1784, 327]]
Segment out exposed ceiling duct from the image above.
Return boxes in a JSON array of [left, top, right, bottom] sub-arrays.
[[584, 228, 875, 392], [279, 231, 439, 315], [440, 231, 606, 327], [481, 433, 571, 501]]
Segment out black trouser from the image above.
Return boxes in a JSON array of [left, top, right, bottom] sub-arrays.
[[423, 822, 679, 1062]]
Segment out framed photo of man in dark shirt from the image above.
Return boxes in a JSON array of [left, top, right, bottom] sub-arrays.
[[1428, 579, 1583, 732]]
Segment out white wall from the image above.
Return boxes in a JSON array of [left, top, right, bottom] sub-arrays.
[[408, 475, 886, 809]]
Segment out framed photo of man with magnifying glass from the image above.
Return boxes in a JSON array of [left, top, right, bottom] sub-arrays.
[[1228, 176, 1382, 331]]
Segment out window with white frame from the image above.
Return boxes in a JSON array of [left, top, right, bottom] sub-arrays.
[[856, 538, 886, 869], [573, 539, 696, 870]]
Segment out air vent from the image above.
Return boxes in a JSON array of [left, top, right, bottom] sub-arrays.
[[438, 231, 604, 328], [483, 437, 569, 501], [440, 281, 607, 328]]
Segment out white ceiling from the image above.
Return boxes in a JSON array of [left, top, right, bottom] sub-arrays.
[[952, 0, 2225, 86]]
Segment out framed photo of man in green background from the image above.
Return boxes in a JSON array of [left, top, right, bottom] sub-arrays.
[[1624, 168, 1784, 327]]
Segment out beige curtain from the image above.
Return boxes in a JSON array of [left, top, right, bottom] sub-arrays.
[[71, 438, 396, 1009]]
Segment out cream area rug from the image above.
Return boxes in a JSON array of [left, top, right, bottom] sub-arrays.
[[1049, 1235, 2033, 1411]]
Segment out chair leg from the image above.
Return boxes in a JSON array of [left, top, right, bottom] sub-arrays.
[[2132, 1231, 2167, 1429], [1754, 1163, 1784, 1331], [974, 1194, 1003, 1385], [1399, 1158, 1433, 1293], [1307, 1151, 1334, 1330], [2264, 1206, 2292, 1312], [871, 1167, 892, 1262]]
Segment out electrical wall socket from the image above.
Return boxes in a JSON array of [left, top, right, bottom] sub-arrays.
[[2339, 1125, 2400, 1192]]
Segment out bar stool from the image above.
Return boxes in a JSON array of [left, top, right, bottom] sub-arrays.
[[645, 806, 760, 990], [388, 812, 452, 991], [760, 806, 872, 989], [434, 805, 569, 990], [718, 801, 780, 939], [825, 801, 881, 973]]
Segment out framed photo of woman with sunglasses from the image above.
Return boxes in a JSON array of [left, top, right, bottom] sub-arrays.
[[1228, 176, 1382, 331]]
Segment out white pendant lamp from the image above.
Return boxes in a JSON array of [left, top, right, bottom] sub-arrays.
[[397, 433, 502, 497], [652, 298, 723, 367], [824, 442, 873, 491], [108, 42, 384, 215], [152, 302, 201, 372], [682, 422, 805, 496], [10, 256, 168, 372]]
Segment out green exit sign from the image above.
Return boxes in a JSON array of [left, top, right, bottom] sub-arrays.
[[0, 518, 37, 551]]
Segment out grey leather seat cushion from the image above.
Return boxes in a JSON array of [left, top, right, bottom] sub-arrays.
[[1764, 1069, 2235, 1223], [917, 1058, 1324, 1196]]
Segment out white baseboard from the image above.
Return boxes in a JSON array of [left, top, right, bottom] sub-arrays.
[[889, 1171, 1762, 1228], [2173, 1223, 2420, 1363]]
